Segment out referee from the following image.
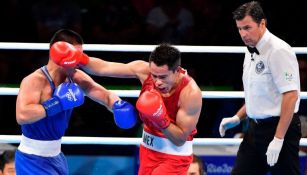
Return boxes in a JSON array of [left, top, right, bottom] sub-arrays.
[[219, 1, 301, 175]]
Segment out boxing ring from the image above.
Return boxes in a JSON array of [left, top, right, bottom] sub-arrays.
[[0, 42, 307, 146], [1, 43, 307, 174]]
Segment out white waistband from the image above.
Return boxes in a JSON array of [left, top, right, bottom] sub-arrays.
[[141, 130, 193, 156], [18, 135, 61, 157]]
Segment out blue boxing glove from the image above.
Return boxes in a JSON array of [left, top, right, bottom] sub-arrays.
[[112, 100, 137, 129], [42, 82, 85, 117]]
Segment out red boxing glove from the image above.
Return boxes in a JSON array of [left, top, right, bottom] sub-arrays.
[[79, 52, 89, 66], [50, 41, 82, 68], [136, 89, 171, 129], [74, 45, 89, 66]]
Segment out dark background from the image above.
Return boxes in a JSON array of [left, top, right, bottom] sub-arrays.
[[0, 0, 306, 144]]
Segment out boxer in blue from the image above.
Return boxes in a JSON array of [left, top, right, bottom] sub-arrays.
[[15, 29, 137, 175]]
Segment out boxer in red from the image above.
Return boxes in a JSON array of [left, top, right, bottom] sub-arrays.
[[58, 43, 203, 174]]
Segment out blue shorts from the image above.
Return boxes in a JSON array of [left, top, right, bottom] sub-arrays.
[[15, 149, 68, 175]]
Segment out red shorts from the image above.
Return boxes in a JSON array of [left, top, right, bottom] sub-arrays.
[[138, 145, 193, 175]]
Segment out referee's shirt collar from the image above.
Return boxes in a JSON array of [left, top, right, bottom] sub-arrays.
[[255, 29, 270, 55]]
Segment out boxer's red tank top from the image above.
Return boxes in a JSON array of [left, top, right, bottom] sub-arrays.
[[139, 68, 197, 140]]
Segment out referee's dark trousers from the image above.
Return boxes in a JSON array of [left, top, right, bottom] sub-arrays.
[[232, 114, 301, 175]]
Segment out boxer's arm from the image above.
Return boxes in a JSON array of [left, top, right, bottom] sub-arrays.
[[16, 73, 48, 125], [73, 70, 137, 129], [72, 69, 120, 110], [82, 57, 149, 80], [162, 83, 202, 146]]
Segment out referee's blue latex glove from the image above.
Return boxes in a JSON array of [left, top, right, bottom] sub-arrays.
[[266, 137, 284, 166]]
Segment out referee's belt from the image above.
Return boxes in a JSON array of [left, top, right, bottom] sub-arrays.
[[249, 116, 279, 124], [249, 113, 298, 124]]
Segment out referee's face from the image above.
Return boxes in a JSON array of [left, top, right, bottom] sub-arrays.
[[236, 15, 266, 47]]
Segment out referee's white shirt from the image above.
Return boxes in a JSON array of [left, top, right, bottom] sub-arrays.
[[242, 29, 300, 119]]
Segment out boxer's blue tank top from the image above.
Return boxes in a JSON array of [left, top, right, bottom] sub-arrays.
[[21, 66, 73, 140]]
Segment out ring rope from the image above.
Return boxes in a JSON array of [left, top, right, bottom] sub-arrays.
[[0, 42, 307, 54], [0, 135, 306, 146], [1, 88, 307, 99]]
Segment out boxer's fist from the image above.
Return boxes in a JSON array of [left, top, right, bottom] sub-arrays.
[[42, 82, 85, 116], [112, 100, 137, 129], [79, 52, 89, 66], [136, 89, 170, 129], [50, 41, 82, 68]]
